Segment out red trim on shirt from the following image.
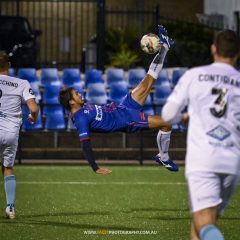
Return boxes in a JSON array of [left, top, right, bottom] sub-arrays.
[[140, 112, 145, 120], [69, 112, 73, 119], [80, 137, 90, 141]]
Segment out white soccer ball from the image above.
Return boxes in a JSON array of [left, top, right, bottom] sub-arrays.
[[140, 33, 161, 54]]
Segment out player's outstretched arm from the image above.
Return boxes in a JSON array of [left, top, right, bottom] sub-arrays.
[[82, 140, 112, 174]]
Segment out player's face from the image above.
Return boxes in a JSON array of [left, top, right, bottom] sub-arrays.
[[71, 90, 84, 107]]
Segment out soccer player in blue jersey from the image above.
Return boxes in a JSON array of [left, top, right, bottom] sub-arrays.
[[59, 26, 178, 174]]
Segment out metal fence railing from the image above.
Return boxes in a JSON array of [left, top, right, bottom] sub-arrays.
[[1, 1, 236, 69]]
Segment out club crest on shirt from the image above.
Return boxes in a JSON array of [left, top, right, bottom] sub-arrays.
[[207, 125, 231, 141]]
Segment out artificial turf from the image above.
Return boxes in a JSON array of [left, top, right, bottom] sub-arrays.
[[0, 165, 239, 240]]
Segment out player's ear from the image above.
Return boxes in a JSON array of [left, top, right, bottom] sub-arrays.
[[211, 43, 216, 55], [69, 99, 75, 106]]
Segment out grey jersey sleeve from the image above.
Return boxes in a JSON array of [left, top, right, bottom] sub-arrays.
[[162, 71, 191, 123], [162, 101, 183, 124], [22, 80, 36, 101]]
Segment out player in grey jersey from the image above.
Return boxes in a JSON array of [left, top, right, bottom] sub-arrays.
[[0, 51, 39, 219], [162, 30, 240, 240]]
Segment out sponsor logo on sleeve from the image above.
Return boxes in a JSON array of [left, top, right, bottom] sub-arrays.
[[95, 105, 103, 121], [80, 132, 88, 137], [29, 88, 34, 95]]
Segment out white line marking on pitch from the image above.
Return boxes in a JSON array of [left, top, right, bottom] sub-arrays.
[[12, 181, 186, 185], [16, 166, 164, 171]]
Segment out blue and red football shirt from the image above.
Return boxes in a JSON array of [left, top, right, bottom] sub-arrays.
[[71, 93, 149, 141]]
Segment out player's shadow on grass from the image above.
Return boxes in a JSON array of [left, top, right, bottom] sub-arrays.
[[19, 211, 110, 218], [143, 215, 191, 220], [123, 207, 189, 213], [124, 207, 191, 220], [1, 219, 139, 231]]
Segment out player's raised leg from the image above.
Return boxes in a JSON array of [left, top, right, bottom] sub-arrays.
[[149, 25, 178, 171], [131, 25, 173, 106]]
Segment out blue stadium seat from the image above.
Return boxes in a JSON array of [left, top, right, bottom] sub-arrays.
[[127, 68, 146, 88], [109, 81, 128, 104], [22, 104, 43, 130], [43, 105, 66, 130], [154, 69, 169, 87], [62, 68, 81, 85], [143, 95, 154, 115], [172, 68, 187, 86], [106, 68, 125, 87], [40, 68, 60, 86], [62, 68, 83, 93], [18, 68, 37, 82], [8, 68, 15, 77], [43, 84, 61, 104], [86, 83, 108, 105], [17, 68, 41, 103], [153, 84, 172, 114], [85, 69, 103, 87]]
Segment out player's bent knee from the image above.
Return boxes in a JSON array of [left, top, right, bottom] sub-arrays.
[[159, 125, 172, 132], [148, 115, 170, 128]]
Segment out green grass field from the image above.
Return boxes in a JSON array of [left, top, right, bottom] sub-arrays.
[[0, 165, 239, 240]]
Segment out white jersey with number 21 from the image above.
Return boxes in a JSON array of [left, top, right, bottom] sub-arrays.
[[167, 63, 240, 175]]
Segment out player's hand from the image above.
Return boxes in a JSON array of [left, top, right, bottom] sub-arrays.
[[28, 114, 36, 124], [180, 113, 189, 125], [96, 168, 112, 175]]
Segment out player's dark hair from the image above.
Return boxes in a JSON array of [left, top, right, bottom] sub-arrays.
[[0, 51, 10, 72], [59, 87, 74, 111], [214, 29, 240, 58]]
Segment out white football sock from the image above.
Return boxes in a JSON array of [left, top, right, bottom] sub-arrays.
[[147, 45, 168, 79], [156, 130, 171, 162]]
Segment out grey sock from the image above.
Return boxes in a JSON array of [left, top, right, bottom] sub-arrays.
[[147, 45, 168, 79], [156, 130, 171, 161]]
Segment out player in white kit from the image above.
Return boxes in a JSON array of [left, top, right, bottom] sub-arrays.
[[162, 30, 240, 240], [0, 51, 39, 219]]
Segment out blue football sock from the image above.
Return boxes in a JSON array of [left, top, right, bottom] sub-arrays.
[[4, 175, 16, 208], [200, 224, 224, 240]]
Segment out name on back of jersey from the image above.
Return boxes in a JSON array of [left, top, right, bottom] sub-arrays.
[[199, 74, 240, 88]]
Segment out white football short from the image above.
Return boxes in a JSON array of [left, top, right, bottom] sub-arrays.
[[186, 171, 240, 215], [0, 130, 19, 167]]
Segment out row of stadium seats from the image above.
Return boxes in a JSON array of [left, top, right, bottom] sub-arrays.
[[8, 67, 186, 105], [8, 67, 187, 88]]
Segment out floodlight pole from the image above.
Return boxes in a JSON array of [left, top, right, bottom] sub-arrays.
[[234, 11, 240, 36], [96, 0, 105, 71], [155, 5, 159, 27], [16, 0, 20, 16]]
